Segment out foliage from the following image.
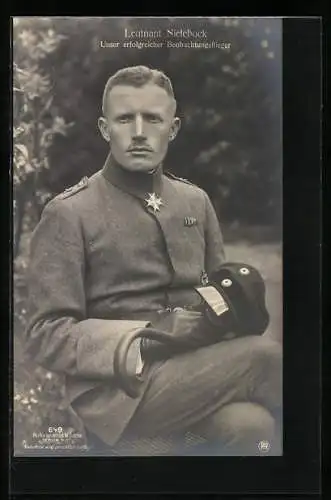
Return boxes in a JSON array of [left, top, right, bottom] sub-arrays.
[[13, 20, 72, 257], [12, 20, 80, 453]]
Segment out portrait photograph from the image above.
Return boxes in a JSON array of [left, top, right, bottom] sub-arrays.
[[12, 16, 283, 458]]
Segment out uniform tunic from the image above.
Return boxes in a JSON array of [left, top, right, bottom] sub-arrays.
[[25, 154, 226, 446]]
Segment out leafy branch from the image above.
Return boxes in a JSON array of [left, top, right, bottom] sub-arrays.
[[13, 23, 72, 258]]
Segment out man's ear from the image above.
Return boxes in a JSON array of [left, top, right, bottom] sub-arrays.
[[98, 117, 110, 142], [169, 117, 181, 142]]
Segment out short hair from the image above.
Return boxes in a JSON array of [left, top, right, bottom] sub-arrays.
[[101, 65, 176, 115]]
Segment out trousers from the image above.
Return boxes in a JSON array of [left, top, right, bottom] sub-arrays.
[[88, 334, 282, 456]]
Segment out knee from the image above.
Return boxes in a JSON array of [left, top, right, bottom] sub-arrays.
[[203, 402, 276, 442]]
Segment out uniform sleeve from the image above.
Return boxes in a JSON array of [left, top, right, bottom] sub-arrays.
[[24, 199, 148, 380], [203, 191, 226, 276]]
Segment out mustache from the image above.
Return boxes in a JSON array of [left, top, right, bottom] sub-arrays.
[[127, 145, 154, 152]]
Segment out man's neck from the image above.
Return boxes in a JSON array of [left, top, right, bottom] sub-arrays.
[[101, 153, 164, 198]]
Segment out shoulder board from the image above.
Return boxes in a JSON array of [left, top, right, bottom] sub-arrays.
[[60, 176, 89, 199], [164, 171, 196, 186]]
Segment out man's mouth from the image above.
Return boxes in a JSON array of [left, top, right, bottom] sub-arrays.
[[128, 149, 153, 158], [128, 146, 153, 153]]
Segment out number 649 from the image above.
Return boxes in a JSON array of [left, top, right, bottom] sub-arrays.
[[48, 427, 63, 433]]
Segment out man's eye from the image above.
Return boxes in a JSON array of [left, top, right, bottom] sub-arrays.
[[146, 115, 161, 123], [117, 116, 132, 123]]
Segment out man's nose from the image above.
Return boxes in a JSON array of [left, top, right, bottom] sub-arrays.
[[132, 115, 145, 138]]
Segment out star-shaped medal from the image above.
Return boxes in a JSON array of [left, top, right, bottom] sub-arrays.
[[145, 192, 163, 213]]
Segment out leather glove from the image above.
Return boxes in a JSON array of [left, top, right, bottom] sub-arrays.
[[139, 308, 231, 362]]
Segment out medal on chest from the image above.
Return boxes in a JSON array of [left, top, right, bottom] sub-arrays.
[[144, 192, 164, 214]]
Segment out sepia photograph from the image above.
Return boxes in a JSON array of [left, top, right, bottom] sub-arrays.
[[12, 16, 283, 457]]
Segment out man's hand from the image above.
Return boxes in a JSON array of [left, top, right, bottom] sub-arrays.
[[140, 308, 222, 362]]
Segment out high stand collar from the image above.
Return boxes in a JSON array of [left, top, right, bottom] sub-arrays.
[[101, 153, 163, 200]]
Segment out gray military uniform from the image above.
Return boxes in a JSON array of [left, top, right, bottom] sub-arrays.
[[25, 154, 226, 446]]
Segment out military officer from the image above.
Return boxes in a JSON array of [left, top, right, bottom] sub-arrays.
[[25, 65, 282, 456]]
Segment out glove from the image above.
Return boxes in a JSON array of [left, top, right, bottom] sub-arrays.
[[139, 308, 231, 362]]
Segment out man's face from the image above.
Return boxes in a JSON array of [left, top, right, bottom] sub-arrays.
[[98, 83, 180, 173]]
